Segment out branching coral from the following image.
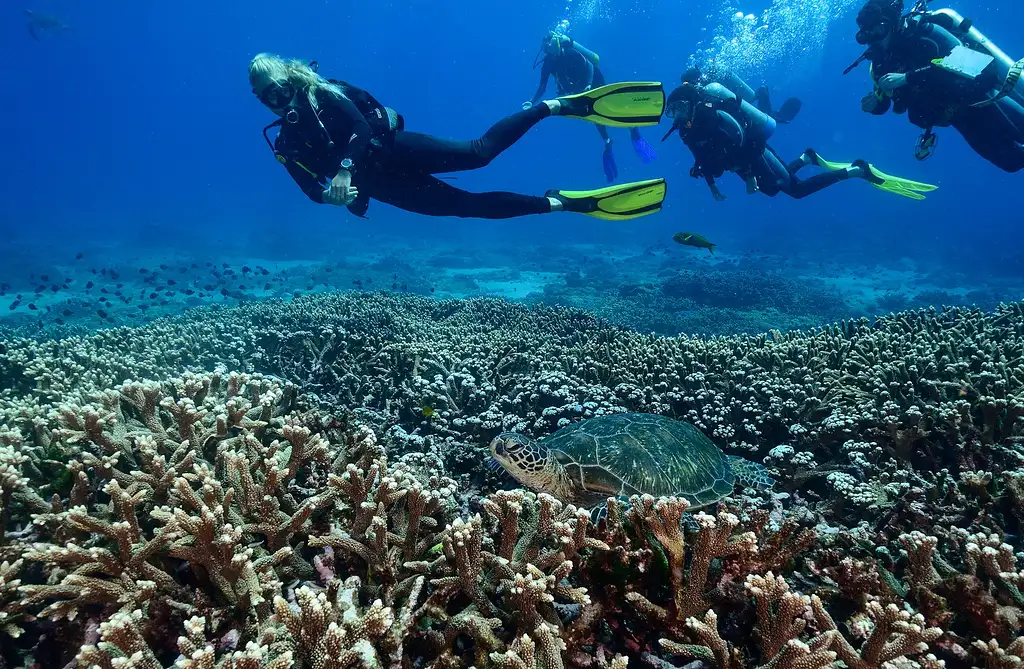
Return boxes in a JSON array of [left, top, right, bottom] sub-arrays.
[[4, 294, 1024, 669]]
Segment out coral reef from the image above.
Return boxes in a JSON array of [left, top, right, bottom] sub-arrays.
[[2, 293, 1024, 668]]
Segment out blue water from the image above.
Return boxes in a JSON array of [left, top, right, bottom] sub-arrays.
[[2, 0, 1023, 336]]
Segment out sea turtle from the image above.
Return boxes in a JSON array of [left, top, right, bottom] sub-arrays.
[[488, 412, 774, 510]]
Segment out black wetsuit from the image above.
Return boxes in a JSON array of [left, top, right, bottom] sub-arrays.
[[273, 85, 552, 219], [531, 47, 609, 143], [679, 85, 851, 199], [865, 17, 1024, 172]]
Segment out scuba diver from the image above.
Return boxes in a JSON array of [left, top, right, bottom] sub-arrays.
[[681, 65, 804, 125], [250, 54, 668, 221], [663, 70, 937, 200], [525, 30, 658, 182], [847, 0, 1024, 172]]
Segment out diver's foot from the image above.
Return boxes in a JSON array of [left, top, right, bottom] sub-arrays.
[[801, 148, 821, 167], [550, 95, 589, 117], [851, 159, 883, 184]]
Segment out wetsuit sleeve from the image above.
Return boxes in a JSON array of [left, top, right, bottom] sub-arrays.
[[315, 95, 376, 177], [531, 61, 553, 104], [324, 95, 374, 175], [283, 161, 325, 203]]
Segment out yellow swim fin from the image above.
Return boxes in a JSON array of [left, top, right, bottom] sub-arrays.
[[859, 162, 938, 199], [557, 81, 666, 127], [548, 178, 667, 220], [809, 151, 937, 200]]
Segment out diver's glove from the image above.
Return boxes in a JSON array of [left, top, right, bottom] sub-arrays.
[[861, 94, 882, 113], [323, 171, 359, 206], [877, 73, 908, 93]]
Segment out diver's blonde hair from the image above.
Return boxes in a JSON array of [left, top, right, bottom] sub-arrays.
[[248, 52, 348, 109]]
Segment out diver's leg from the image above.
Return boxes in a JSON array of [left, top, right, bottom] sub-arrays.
[[389, 104, 552, 174], [755, 85, 773, 114], [598, 124, 617, 181], [750, 146, 792, 195], [784, 171, 851, 199], [786, 148, 819, 174], [955, 109, 1024, 172], [370, 171, 553, 219]]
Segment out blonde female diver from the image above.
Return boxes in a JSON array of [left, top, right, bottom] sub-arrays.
[[249, 53, 668, 221]]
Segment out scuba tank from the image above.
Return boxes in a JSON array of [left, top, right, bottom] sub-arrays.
[[912, 5, 1024, 106], [703, 82, 778, 147]]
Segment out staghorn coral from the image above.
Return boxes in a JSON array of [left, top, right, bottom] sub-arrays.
[[3, 293, 1024, 668]]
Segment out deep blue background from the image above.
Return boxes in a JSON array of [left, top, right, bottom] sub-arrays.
[[2, 0, 1022, 278]]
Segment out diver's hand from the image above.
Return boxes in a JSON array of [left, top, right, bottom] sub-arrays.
[[522, 101, 534, 110], [323, 171, 358, 206], [878, 73, 908, 93], [861, 93, 881, 113], [710, 185, 726, 201]]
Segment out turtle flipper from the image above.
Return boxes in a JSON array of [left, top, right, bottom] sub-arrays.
[[728, 456, 775, 489]]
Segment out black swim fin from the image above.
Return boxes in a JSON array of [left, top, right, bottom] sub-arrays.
[[775, 97, 802, 124]]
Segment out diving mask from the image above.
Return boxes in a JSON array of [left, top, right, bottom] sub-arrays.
[[856, 21, 893, 45], [258, 80, 296, 109]]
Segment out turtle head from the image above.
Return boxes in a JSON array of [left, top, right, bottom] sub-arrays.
[[489, 432, 553, 490]]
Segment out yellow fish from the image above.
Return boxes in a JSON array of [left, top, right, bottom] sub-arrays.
[[673, 231, 716, 254]]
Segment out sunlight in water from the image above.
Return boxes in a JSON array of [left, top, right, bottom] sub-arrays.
[[692, 0, 863, 81]]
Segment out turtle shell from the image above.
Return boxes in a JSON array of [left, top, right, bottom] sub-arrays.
[[544, 413, 735, 508]]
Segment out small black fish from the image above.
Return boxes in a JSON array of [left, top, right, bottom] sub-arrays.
[[86, 281, 94, 289], [28, 304, 37, 310], [75, 252, 83, 260], [139, 268, 148, 274], [97, 309, 108, 319]]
